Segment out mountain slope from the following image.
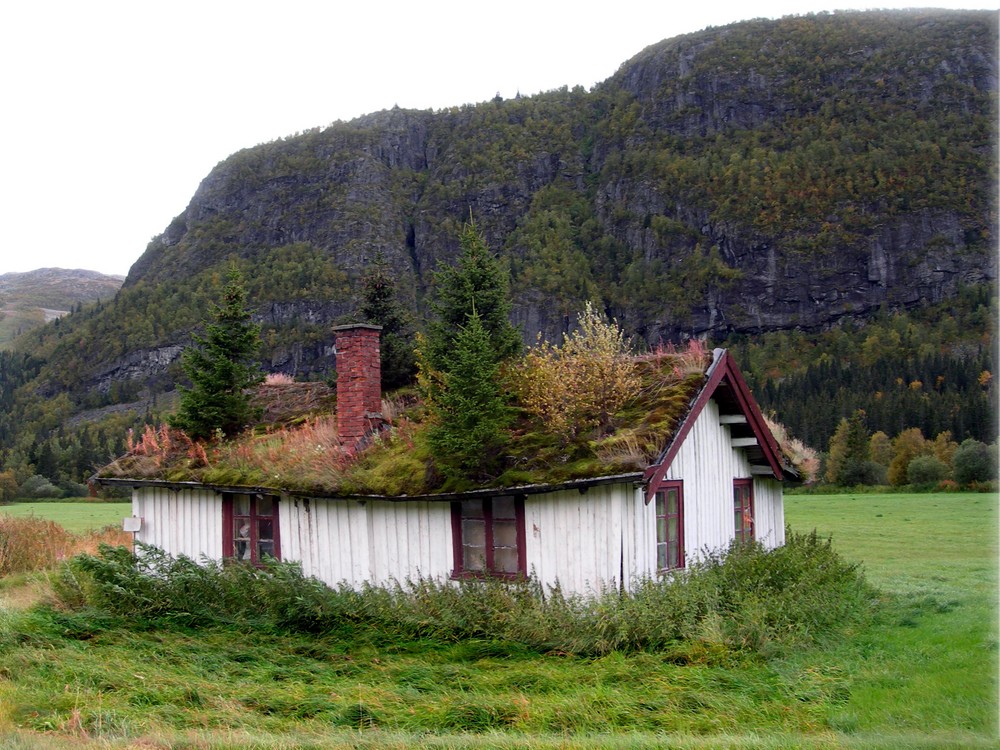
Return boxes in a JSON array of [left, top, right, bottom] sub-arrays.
[[0, 268, 124, 349], [9, 10, 998, 418]]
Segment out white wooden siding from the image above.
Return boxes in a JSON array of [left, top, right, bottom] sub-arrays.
[[662, 397, 784, 563], [281, 497, 452, 589], [524, 482, 650, 595], [132, 486, 222, 561], [753, 478, 785, 549]]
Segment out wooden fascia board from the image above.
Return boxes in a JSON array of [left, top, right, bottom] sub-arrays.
[[642, 349, 730, 492], [93, 472, 645, 503], [643, 350, 784, 495], [716, 352, 785, 480]]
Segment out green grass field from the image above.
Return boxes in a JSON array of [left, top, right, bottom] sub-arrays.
[[0, 491, 995, 749], [783, 492, 998, 746], [0, 501, 131, 534]]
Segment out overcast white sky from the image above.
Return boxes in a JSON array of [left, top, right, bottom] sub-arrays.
[[1, 1, 994, 277]]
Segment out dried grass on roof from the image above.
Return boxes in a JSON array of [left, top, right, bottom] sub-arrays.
[[99, 347, 714, 495]]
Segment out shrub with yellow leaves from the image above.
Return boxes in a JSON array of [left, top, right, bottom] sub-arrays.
[[514, 303, 641, 442]]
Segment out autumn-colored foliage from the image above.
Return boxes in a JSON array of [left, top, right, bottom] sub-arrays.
[[514, 303, 641, 441], [212, 417, 351, 490]]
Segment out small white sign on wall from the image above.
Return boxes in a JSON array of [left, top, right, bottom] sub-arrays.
[[122, 516, 142, 532]]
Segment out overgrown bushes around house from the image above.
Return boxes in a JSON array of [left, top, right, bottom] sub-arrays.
[[53, 531, 874, 659]]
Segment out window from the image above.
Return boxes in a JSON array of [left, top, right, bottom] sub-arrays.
[[451, 496, 526, 578], [223, 493, 280, 565], [655, 481, 684, 571], [733, 479, 754, 544]]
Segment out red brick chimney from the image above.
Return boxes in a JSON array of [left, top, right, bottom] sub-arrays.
[[333, 324, 382, 448]]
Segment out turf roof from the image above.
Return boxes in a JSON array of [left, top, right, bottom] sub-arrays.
[[97, 346, 727, 497]]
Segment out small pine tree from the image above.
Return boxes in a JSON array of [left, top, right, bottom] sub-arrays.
[[170, 265, 263, 440], [427, 308, 511, 484], [424, 220, 521, 374], [826, 410, 879, 486], [360, 251, 416, 390]]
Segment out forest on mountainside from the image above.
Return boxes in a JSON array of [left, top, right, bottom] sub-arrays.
[[0, 10, 995, 496]]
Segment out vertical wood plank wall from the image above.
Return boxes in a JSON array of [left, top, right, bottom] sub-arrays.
[[523, 482, 651, 595], [753, 478, 785, 548], [664, 397, 786, 561], [280, 497, 453, 589], [132, 486, 222, 560]]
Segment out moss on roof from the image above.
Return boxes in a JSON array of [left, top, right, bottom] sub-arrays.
[[98, 347, 712, 496]]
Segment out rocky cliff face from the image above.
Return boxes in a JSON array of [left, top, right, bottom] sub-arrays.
[[76, 10, 999, 390]]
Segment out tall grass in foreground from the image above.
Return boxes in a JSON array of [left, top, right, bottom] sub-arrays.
[[53, 531, 873, 659], [0, 516, 130, 576]]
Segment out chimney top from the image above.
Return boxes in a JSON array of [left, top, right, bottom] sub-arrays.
[[332, 323, 382, 333]]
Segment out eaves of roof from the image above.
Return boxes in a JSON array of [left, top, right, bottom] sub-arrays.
[[93, 471, 646, 502]]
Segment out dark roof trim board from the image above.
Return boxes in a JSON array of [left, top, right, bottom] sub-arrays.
[[642, 349, 785, 494], [93, 472, 646, 503]]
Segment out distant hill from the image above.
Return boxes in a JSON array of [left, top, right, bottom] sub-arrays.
[[0, 268, 124, 348]]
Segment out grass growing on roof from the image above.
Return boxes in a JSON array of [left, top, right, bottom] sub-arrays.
[[98, 343, 711, 495]]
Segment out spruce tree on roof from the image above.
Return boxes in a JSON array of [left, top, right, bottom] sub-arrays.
[[170, 264, 263, 440], [424, 219, 522, 374], [427, 306, 511, 483]]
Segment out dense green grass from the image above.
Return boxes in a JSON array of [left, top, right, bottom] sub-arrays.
[[0, 501, 131, 533], [0, 492, 994, 749], [783, 492, 998, 743]]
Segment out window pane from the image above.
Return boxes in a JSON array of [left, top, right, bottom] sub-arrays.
[[463, 544, 486, 571], [462, 517, 486, 573], [461, 500, 484, 519], [462, 519, 485, 547], [493, 520, 517, 548], [234, 495, 251, 515], [258, 518, 274, 542], [492, 496, 516, 520], [668, 516, 678, 543], [655, 491, 664, 516], [257, 496, 274, 516], [657, 542, 667, 569], [656, 516, 666, 543], [667, 489, 678, 515], [494, 547, 518, 574], [668, 541, 678, 568], [235, 517, 251, 560], [258, 540, 275, 560]]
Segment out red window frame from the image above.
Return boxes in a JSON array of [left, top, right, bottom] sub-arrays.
[[222, 493, 281, 565], [655, 481, 684, 571], [733, 479, 754, 544], [450, 496, 527, 579]]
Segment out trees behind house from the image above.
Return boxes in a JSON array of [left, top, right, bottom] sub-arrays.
[[360, 251, 416, 391], [820, 410, 996, 489], [170, 265, 263, 441]]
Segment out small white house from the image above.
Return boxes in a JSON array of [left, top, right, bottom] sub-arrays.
[[98, 325, 795, 597]]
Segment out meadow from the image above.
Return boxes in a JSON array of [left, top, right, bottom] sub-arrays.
[[0, 491, 994, 749], [0, 501, 131, 534]]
